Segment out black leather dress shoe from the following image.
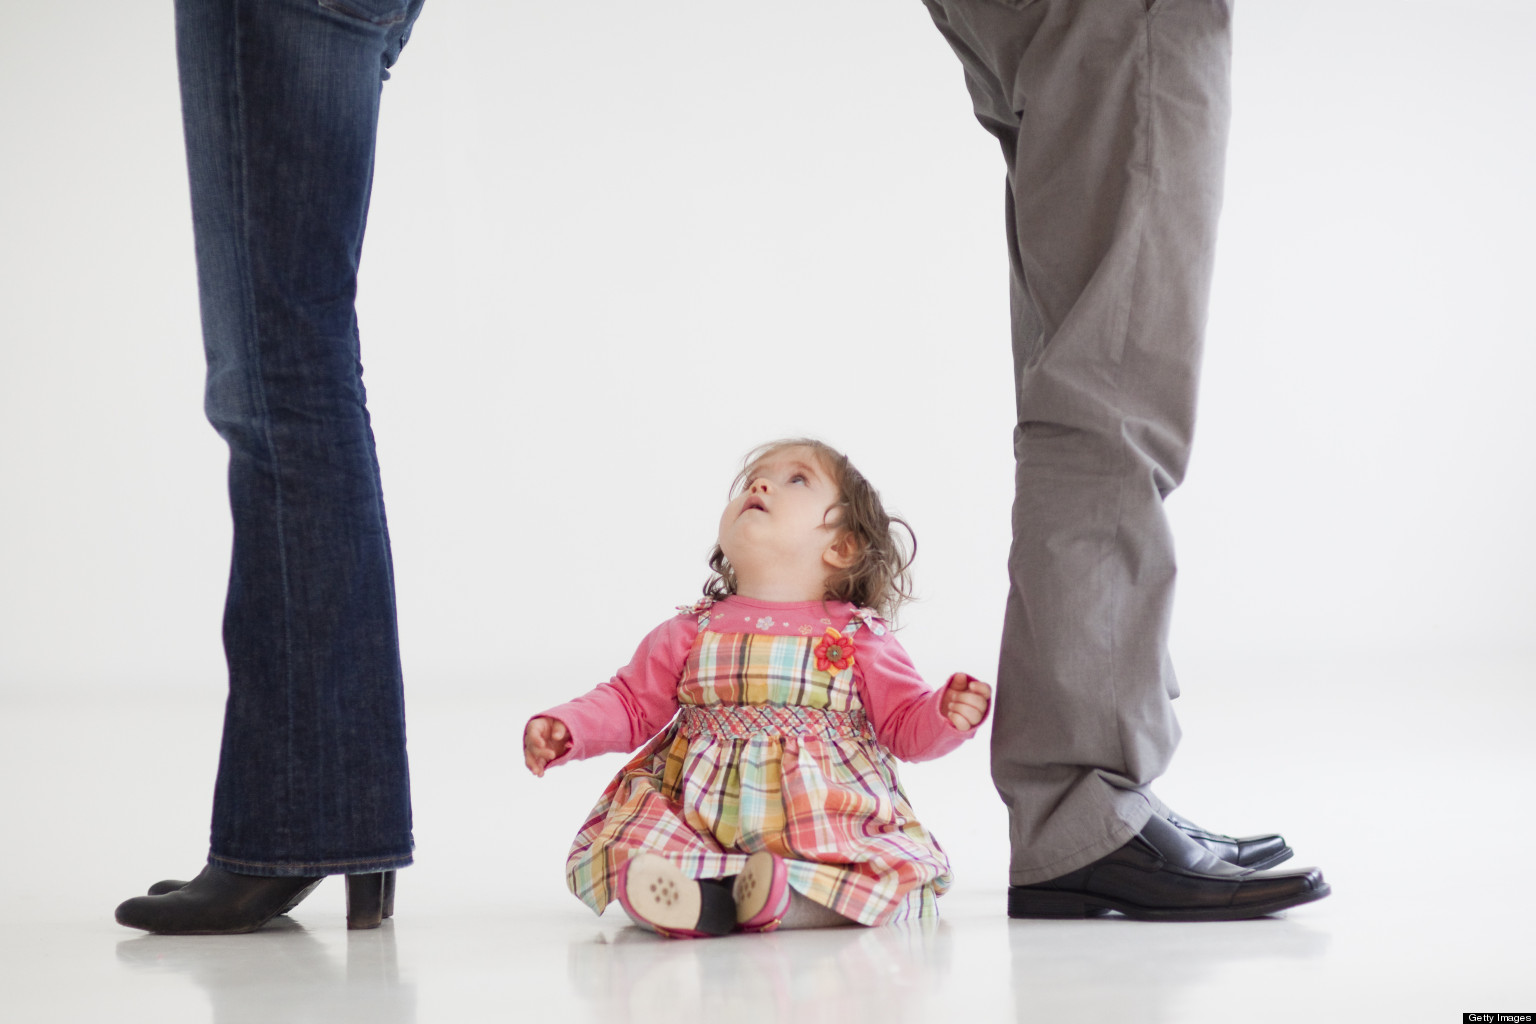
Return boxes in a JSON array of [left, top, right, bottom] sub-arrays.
[[1007, 815, 1330, 922], [1166, 810, 1294, 871]]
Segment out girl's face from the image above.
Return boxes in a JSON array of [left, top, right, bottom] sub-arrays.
[[716, 446, 853, 600]]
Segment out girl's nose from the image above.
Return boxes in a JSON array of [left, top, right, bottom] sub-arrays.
[[749, 478, 768, 493]]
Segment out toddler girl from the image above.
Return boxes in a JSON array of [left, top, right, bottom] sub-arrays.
[[524, 439, 991, 936]]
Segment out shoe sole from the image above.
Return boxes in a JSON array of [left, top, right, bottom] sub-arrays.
[[1008, 881, 1331, 922], [617, 854, 734, 938], [733, 852, 790, 932]]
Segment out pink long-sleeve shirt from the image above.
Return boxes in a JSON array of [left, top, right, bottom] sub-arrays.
[[535, 596, 984, 767]]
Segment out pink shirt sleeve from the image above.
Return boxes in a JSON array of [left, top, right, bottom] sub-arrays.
[[531, 614, 697, 766], [855, 628, 987, 762]]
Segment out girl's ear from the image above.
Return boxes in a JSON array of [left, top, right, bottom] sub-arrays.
[[824, 530, 859, 570]]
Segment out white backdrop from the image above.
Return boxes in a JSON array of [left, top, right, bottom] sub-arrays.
[[3, 0, 1534, 704]]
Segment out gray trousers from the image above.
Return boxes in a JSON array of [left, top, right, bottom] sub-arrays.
[[922, 0, 1234, 884]]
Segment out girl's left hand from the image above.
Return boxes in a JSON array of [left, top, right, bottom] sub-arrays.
[[940, 673, 992, 731]]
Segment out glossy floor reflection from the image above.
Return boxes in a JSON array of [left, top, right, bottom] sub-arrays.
[[3, 656, 1532, 1022]]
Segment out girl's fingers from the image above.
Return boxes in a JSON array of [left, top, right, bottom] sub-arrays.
[[937, 674, 989, 730], [947, 690, 986, 713], [961, 691, 990, 710], [944, 694, 990, 729], [947, 674, 992, 699]]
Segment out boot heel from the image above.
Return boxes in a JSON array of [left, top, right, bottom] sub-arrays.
[[346, 872, 388, 930], [1006, 888, 1107, 919], [381, 870, 396, 920]]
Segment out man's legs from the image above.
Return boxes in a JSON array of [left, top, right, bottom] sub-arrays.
[[926, 0, 1327, 919], [925, 0, 1232, 884]]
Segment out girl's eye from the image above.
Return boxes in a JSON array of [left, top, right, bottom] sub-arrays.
[[790, 474, 807, 485]]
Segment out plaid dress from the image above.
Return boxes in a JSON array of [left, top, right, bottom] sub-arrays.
[[565, 604, 953, 926]]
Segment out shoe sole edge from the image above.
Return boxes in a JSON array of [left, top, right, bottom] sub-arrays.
[[1009, 881, 1332, 922]]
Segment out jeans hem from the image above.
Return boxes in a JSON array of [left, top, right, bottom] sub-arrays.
[[208, 851, 413, 877]]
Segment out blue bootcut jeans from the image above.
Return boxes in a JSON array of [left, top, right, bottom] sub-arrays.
[[175, 0, 424, 876]]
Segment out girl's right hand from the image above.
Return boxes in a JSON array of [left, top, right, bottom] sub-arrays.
[[524, 716, 572, 777], [940, 672, 992, 731]]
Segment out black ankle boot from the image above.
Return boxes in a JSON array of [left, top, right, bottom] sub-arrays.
[[134, 868, 397, 929], [116, 865, 322, 934]]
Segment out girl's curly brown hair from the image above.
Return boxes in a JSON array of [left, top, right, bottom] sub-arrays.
[[703, 439, 916, 621]]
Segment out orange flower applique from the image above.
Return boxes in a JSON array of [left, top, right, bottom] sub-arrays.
[[814, 628, 857, 673]]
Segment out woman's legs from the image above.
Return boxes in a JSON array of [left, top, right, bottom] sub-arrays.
[[117, 0, 424, 933], [181, 0, 422, 879]]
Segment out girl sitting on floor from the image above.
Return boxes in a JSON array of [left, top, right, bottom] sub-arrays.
[[524, 438, 991, 936]]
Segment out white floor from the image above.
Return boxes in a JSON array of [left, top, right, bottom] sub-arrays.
[[3, 655, 1532, 1023]]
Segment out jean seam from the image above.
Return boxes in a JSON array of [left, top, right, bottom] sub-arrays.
[[231, 5, 299, 853]]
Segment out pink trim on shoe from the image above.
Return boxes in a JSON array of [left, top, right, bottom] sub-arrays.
[[733, 851, 791, 933]]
